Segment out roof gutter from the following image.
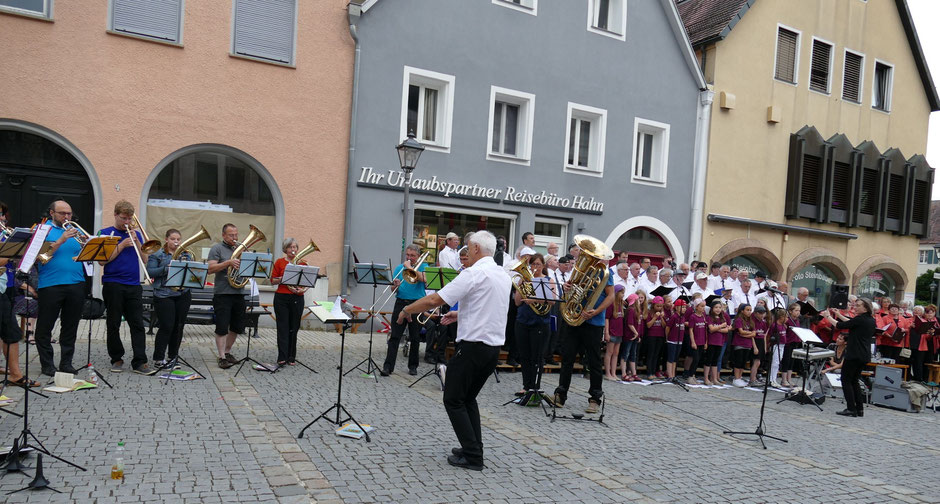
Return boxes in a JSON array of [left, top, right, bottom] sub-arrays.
[[341, 2, 363, 295]]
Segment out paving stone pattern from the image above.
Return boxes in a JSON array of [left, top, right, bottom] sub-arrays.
[[0, 321, 938, 503]]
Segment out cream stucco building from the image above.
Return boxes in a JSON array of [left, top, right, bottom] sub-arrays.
[[679, 0, 938, 304]]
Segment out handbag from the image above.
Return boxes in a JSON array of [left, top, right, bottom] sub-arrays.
[[13, 295, 38, 318], [82, 297, 106, 320], [899, 347, 912, 359]]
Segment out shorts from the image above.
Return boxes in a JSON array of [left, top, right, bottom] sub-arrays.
[[0, 293, 21, 344], [609, 335, 623, 344], [705, 345, 722, 367], [753, 340, 766, 366], [666, 341, 681, 363], [213, 294, 246, 336], [732, 346, 751, 369]]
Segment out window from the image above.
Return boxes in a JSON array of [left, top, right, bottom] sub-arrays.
[[872, 60, 893, 111], [0, 0, 52, 19], [809, 38, 833, 93], [587, 0, 626, 41], [842, 50, 864, 103], [919, 250, 935, 265], [492, 0, 537, 15], [232, 0, 297, 65], [109, 0, 183, 44], [631, 118, 670, 186], [532, 218, 568, 255], [400, 66, 455, 151], [774, 26, 800, 84], [563, 103, 607, 176], [486, 86, 535, 165]]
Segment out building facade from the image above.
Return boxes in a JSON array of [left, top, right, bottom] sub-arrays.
[[342, 0, 708, 300], [0, 0, 353, 294], [678, 0, 938, 305]]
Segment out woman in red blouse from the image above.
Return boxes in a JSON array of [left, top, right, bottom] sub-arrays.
[[270, 238, 309, 367]]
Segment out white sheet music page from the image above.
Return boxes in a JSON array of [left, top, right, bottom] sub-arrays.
[[18, 224, 51, 273]]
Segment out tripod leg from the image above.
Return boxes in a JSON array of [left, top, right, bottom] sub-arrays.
[[293, 360, 317, 374], [337, 404, 371, 442]]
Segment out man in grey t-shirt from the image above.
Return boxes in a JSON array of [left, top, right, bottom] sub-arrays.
[[207, 223, 245, 369]]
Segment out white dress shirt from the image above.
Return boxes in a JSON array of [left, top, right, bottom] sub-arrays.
[[707, 274, 722, 291], [638, 275, 660, 296], [437, 245, 460, 271], [732, 289, 755, 310], [690, 283, 712, 299], [756, 291, 787, 311], [438, 256, 511, 346]]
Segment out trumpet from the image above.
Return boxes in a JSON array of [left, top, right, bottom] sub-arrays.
[[36, 219, 93, 265], [0, 221, 12, 242]]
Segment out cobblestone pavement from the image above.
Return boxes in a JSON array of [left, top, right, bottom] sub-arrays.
[[0, 322, 938, 503]]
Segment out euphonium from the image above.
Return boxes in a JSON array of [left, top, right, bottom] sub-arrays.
[[170, 225, 212, 291], [227, 224, 266, 289], [510, 256, 551, 316], [560, 234, 614, 326], [402, 251, 429, 284], [291, 239, 320, 265]]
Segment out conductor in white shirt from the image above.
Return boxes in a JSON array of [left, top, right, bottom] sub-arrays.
[[437, 232, 461, 270], [397, 230, 510, 471]]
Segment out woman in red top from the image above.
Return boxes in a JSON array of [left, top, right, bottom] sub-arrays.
[[270, 238, 309, 366], [877, 304, 905, 361], [910, 304, 939, 381], [704, 301, 730, 386]]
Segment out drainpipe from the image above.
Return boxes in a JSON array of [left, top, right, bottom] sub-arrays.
[[688, 88, 714, 263], [341, 3, 362, 295]]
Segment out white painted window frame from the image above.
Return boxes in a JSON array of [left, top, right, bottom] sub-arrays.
[[586, 0, 626, 41], [773, 23, 802, 86], [400, 66, 456, 153], [630, 117, 670, 187], [492, 0, 537, 16], [563, 102, 607, 178], [808, 35, 834, 95], [486, 86, 535, 166], [841, 48, 865, 104], [0, 0, 52, 20], [871, 58, 894, 113], [533, 216, 569, 253]]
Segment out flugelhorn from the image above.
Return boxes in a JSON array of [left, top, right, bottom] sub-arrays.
[[36, 219, 93, 264], [227, 224, 266, 289], [560, 234, 613, 326]]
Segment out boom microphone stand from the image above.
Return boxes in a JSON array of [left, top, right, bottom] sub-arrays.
[[723, 330, 788, 449], [344, 263, 388, 382]]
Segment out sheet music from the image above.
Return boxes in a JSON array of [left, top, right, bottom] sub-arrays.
[[790, 327, 823, 344], [530, 277, 557, 301], [18, 224, 51, 273], [329, 296, 348, 320]]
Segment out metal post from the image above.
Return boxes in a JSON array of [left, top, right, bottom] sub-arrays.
[[401, 170, 412, 263]]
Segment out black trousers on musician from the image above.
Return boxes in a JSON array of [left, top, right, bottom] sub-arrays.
[[35, 282, 84, 374], [153, 291, 191, 362], [274, 292, 304, 363], [554, 323, 604, 404], [842, 358, 865, 413], [384, 298, 420, 373], [103, 282, 147, 369], [443, 341, 500, 466], [516, 321, 549, 391]]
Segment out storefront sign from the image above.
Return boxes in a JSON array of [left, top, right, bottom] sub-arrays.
[[357, 167, 604, 215], [791, 269, 835, 285]]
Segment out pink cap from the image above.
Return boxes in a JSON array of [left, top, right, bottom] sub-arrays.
[[626, 293, 639, 305], [652, 296, 664, 304]]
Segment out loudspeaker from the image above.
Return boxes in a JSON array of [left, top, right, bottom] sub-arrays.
[[830, 284, 849, 309]]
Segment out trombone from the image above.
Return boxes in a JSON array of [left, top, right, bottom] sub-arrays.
[[367, 251, 429, 315], [125, 217, 157, 285]]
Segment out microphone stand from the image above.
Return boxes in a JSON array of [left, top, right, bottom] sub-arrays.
[[723, 328, 788, 449]]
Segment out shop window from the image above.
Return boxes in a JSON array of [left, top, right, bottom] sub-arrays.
[[809, 38, 833, 94], [564, 102, 607, 177], [487, 86, 535, 164], [774, 25, 800, 84], [631, 118, 669, 187], [110, 0, 183, 44], [0, 0, 52, 19], [401, 66, 455, 151], [856, 270, 896, 301], [790, 264, 836, 309], [413, 207, 514, 264], [722, 256, 766, 276], [232, 0, 296, 65], [492, 0, 536, 15], [532, 218, 567, 256], [588, 0, 626, 40], [842, 50, 864, 103], [872, 60, 893, 112]]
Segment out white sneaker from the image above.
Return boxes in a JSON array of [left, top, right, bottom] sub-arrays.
[[732, 378, 747, 388], [769, 380, 782, 389]]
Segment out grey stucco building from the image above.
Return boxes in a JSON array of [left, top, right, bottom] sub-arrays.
[[342, 0, 710, 299]]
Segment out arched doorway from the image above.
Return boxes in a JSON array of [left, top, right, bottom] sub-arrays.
[[141, 145, 284, 261], [852, 255, 907, 303], [710, 238, 783, 280], [605, 216, 685, 265], [0, 123, 100, 231]]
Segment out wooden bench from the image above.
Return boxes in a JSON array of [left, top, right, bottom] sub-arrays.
[[348, 309, 393, 334], [142, 284, 266, 337]]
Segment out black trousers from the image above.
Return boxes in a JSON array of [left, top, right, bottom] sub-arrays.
[[842, 359, 865, 412], [274, 292, 304, 363], [555, 323, 603, 403], [103, 282, 147, 369], [645, 337, 665, 376], [35, 282, 84, 373], [683, 347, 702, 378], [153, 291, 191, 361], [911, 349, 926, 381], [516, 321, 548, 391], [384, 298, 420, 372], [443, 341, 499, 466], [504, 292, 519, 362]]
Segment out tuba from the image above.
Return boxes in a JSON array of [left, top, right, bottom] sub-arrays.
[[227, 224, 266, 289], [510, 256, 551, 316], [170, 225, 212, 291], [291, 239, 320, 265], [560, 234, 614, 326]]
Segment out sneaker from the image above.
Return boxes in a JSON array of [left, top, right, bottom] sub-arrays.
[[585, 399, 600, 414], [219, 358, 234, 369], [110, 360, 124, 373], [225, 353, 238, 365], [133, 364, 157, 376], [732, 378, 748, 388], [153, 360, 167, 369], [769, 380, 782, 389], [549, 393, 564, 408], [379, 367, 391, 377], [408, 368, 418, 376], [655, 372, 665, 379], [747, 379, 762, 387]]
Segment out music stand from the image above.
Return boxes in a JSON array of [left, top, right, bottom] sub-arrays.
[[278, 264, 319, 374], [75, 236, 119, 264], [777, 327, 824, 411], [298, 304, 370, 442], [344, 263, 391, 381], [408, 267, 458, 389], [237, 252, 274, 281]]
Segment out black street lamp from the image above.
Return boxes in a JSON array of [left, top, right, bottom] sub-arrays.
[[396, 132, 425, 262]]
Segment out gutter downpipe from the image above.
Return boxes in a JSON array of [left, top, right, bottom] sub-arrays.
[[341, 3, 362, 296], [688, 87, 714, 263]]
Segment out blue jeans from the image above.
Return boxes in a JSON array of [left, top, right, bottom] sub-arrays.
[[620, 339, 638, 363], [715, 336, 731, 372]]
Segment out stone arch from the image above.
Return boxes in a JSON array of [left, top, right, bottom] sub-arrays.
[[786, 247, 850, 284], [604, 216, 685, 264], [710, 238, 783, 280], [852, 254, 908, 300]]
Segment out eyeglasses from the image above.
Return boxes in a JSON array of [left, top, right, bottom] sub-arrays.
[[54, 211, 73, 216]]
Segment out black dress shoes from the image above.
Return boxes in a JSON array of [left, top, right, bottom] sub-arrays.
[[447, 454, 483, 471], [451, 447, 463, 455], [856, 409, 864, 417], [836, 409, 857, 417], [408, 368, 418, 376], [379, 368, 391, 377]]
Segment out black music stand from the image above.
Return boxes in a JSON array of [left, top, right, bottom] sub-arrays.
[[72, 239, 118, 389], [344, 263, 391, 382], [777, 327, 824, 411], [547, 395, 607, 425], [408, 267, 458, 389], [278, 264, 319, 374], [236, 252, 273, 283], [298, 305, 370, 442], [723, 330, 789, 449], [151, 259, 208, 383]]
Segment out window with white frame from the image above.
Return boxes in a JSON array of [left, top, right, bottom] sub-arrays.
[[401, 67, 455, 151], [631, 118, 670, 186], [564, 103, 607, 176], [774, 25, 800, 84], [487, 86, 535, 164], [0, 0, 52, 18], [232, 0, 297, 65], [110, 0, 183, 44], [842, 50, 864, 103], [919, 249, 930, 265], [587, 0, 626, 40], [809, 38, 833, 93], [492, 0, 537, 15], [872, 60, 893, 112], [533, 218, 568, 256]]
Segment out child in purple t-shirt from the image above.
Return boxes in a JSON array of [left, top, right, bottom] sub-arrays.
[[684, 299, 709, 384], [665, 299, 688, 379], [704, 301, 730, 386], [731, 304, 757, 387]]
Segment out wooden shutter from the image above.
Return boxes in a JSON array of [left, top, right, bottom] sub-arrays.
[[842, 52, 862, 102], [775, 28, 798, 83], [885, 174, 904, 220], [809, 40, 831, 92], [831, 161, 850, 210], [112, 0, 182, 42], [233, 0, 296, 64], [859, 169, 878, 215]]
